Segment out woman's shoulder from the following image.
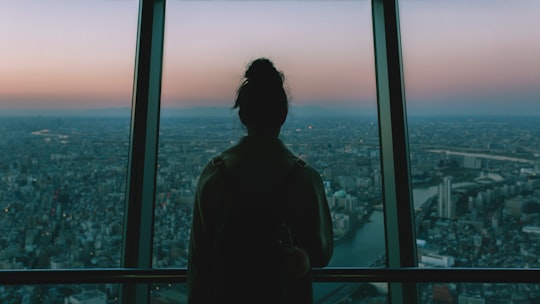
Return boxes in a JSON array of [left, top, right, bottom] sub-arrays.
[[286, 157, 323, 187], [196, 157, 226, 189]]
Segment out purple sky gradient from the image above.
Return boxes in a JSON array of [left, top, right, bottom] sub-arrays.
[[0, 1, 538, 115], [400, 0, 540, 115]]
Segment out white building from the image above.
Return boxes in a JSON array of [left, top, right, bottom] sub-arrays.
[[458, 295, 486, 304], [66, 290, 106, 304], [419, 253, 455, 268], [522, 226, 540, 234]]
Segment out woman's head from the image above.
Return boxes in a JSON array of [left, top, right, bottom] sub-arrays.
[[234, 58, 288, 135]]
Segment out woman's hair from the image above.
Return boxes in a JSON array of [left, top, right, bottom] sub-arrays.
[[233, 58, 288, 132]]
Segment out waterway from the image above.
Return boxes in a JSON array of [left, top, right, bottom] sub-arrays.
[[315, 173, 503, 302], [314, 209, 386, 301], [426, 149, 534, 164]]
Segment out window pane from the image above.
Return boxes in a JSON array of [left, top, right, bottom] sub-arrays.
[[154, 1, 384, 267], [157, 0, 381, 300], [0, 284, 120, 303], [149, 282, 389, 304], [150, 283, 388, 304], [158, 1, 385, 300], [0, 1, 138, 269], [314, 282, 388, 304], [151, 283, 187, 304], [420, 282, 540, 303], [400, 1, 540, 269]]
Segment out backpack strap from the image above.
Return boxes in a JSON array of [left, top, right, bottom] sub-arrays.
[[293, 156, 306, 168], [211, 155, 225, 168]]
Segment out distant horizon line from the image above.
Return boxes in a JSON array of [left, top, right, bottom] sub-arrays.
[[1, 106, 539, 118]]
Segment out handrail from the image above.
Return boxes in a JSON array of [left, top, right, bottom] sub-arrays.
[[1, 268, 539, 285], [315, 268, 540, 283]]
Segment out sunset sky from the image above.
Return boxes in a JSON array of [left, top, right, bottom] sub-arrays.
[[1, 1, 539, 116]]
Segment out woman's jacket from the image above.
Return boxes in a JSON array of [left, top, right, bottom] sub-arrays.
[[188, 135, 333, 304]]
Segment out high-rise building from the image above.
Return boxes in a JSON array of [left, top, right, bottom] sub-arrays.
[[438, 176, 455, 218]]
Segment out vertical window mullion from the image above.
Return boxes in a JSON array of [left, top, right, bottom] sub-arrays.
[[372, 0, 417, 303], [122, 0, 166, 303]]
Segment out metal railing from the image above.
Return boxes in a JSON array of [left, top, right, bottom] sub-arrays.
[[1, 267, 539, 285]]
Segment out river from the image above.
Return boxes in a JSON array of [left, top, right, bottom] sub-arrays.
[[315, 173, 503, 301]]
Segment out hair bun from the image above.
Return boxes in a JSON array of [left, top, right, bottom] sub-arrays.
[[234, 58, 289, 130], [245, 58, 283, 85]]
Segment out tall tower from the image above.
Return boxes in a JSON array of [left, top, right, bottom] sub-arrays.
[[438, 176, 454, 218]]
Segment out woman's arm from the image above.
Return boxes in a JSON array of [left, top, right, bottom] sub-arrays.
[[187, 163, 216, 303], [292, 167, 334, 268], [309, 169, 334, 267]]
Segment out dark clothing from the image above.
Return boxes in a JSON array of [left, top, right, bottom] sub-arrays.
[[188, 136, 333, 304]]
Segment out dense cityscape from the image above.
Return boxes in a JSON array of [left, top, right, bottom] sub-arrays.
[[0, 114, 539, 303]]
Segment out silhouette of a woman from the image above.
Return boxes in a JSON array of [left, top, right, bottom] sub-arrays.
[[188, 58, 333, 304]]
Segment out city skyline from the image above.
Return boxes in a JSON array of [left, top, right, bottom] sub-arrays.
[[0, 1, 539, 116], [1, 114, 539, 302]]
